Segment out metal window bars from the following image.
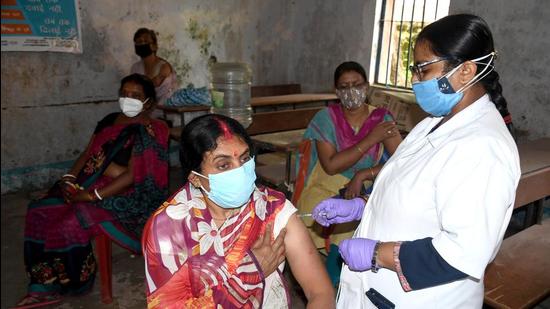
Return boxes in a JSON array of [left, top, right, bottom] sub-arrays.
[[374, 0, 450, 89]]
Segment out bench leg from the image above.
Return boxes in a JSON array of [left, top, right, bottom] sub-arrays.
[[95, 234, 113, 304], [285, 152, 292, 187], [523, 199, 545, 229]]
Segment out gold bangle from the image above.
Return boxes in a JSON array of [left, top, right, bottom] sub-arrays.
[[369, 168, 375, 180], [356, 144, 365, 154]]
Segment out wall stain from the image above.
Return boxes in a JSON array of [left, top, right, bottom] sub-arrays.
[[186, 18, 212, 56], [158, 33, 191, 86]]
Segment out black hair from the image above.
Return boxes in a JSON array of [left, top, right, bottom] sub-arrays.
[[179, 114, 255, 180], [333, 61, 368, 87], [119, 73, 156, 104], [133, 28, 158, 45], [416, 14, 514, 136]]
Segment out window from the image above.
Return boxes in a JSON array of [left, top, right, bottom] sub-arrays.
[[373, 0, 450, 89]]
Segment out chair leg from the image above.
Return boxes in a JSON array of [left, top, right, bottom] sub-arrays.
[[95, 234, 113, 304]]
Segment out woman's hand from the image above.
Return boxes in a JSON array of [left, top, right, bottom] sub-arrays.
[[66, 189, 94, 204], [339, 238, 379, 271], [344, 175, 365, 199], [251, 223, 286, 277], [313, 197, 367, 226], [366, 121, 399, 144], [60, 181, 79, 202]]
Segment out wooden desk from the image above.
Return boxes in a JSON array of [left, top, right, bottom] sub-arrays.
[[251, 93, 337, 109], [483, 138, 550, 309], [484, 220, 550, 309], [156, 93, 337, 126], [252, 129, 305, 185], [514, 138, 550, 226]]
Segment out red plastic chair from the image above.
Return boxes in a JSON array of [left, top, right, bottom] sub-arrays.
[[94, 234, 113, 304]]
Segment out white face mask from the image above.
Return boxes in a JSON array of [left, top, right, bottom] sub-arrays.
[[119, 97, 148, 117]]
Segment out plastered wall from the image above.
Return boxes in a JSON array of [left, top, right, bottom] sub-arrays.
[[1, 0, 378, 193], [2, 0, 548, 193], [450, 0, 550, 140]]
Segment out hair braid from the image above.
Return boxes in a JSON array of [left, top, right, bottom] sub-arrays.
[[481, 70, 516, 139]]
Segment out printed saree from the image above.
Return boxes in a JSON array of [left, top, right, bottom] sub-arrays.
[[23, 116, 169, 296], [143, 183, 296, 309], [293, 103, 394, 248]]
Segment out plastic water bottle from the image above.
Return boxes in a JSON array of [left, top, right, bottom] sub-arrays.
[[210, 62, 252, 128]]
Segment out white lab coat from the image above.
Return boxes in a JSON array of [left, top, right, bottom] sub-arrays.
[[337, 94, 520, 308]]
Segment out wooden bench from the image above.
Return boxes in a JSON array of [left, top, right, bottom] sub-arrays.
[[169, 107, 320, 141], [248, 108, 322, 195], [251, 83, 301, 98], [484, 220, 550, 308], [483, 138, 550, 308]]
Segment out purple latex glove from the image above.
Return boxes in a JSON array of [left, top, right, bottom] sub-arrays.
[[339, 238, 379, 272], [312, 197, 366, 227]]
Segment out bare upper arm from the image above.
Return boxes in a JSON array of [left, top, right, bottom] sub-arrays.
[[284, 214, 334, 302], [383, 133, 402, 155], [316, 140, 338, 175], [158, 62, 172, 79]]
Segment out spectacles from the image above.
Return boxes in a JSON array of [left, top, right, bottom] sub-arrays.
[[409, 58, 450, 78]]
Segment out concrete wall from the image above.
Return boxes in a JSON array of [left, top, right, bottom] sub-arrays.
[[2, 0, 548, 193], [450, 0, 550, 140], [1, 0, 379, 193]]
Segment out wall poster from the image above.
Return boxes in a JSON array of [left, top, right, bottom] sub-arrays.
[[1, 0, 82, 53]]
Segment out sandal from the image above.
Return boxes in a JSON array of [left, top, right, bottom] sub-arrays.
[[11, 294, 62, 309]]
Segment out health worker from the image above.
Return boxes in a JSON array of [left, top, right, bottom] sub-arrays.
[[312, 14, 520, 308]]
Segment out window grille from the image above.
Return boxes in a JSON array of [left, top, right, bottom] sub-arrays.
[[374, 0, 450, 89]]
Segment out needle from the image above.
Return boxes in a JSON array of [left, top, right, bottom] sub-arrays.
[[298, 212, 327, 218]]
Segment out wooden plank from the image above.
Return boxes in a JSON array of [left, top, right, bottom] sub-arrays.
[[246, 107, 321, 135], [517, 138, 550, 174], [251, 84, 301, 97], [168, 109, 317, 142], [514, 138, 550, 209], [157, 93, 336, 114], [514, 166, 550, 208], [484, 220, 550, 309], [157, 104, 210, 114], [251, 129, 305, 153], [250, 93, 337, 108], [256, 162, 296, 186]]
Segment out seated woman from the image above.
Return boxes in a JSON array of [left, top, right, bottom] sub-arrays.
[[293, 61, 402, 283], [131, 28, 178, 117], [142, 114, 335, 308], [15, 74, 169, 308]]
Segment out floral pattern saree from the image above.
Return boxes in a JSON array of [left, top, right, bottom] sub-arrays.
[[143, 183, 296, 309]]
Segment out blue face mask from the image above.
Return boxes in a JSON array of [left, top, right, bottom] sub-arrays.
[[192, 158, 257, 209], [412, 52, 496, 117], [412, 67, 464, 117]]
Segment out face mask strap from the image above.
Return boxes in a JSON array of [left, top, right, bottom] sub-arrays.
[[191, 171, 211, 194], [191, 170, 208, 179], [457, 52, 495, 93], [439, 63, 463, 81]]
